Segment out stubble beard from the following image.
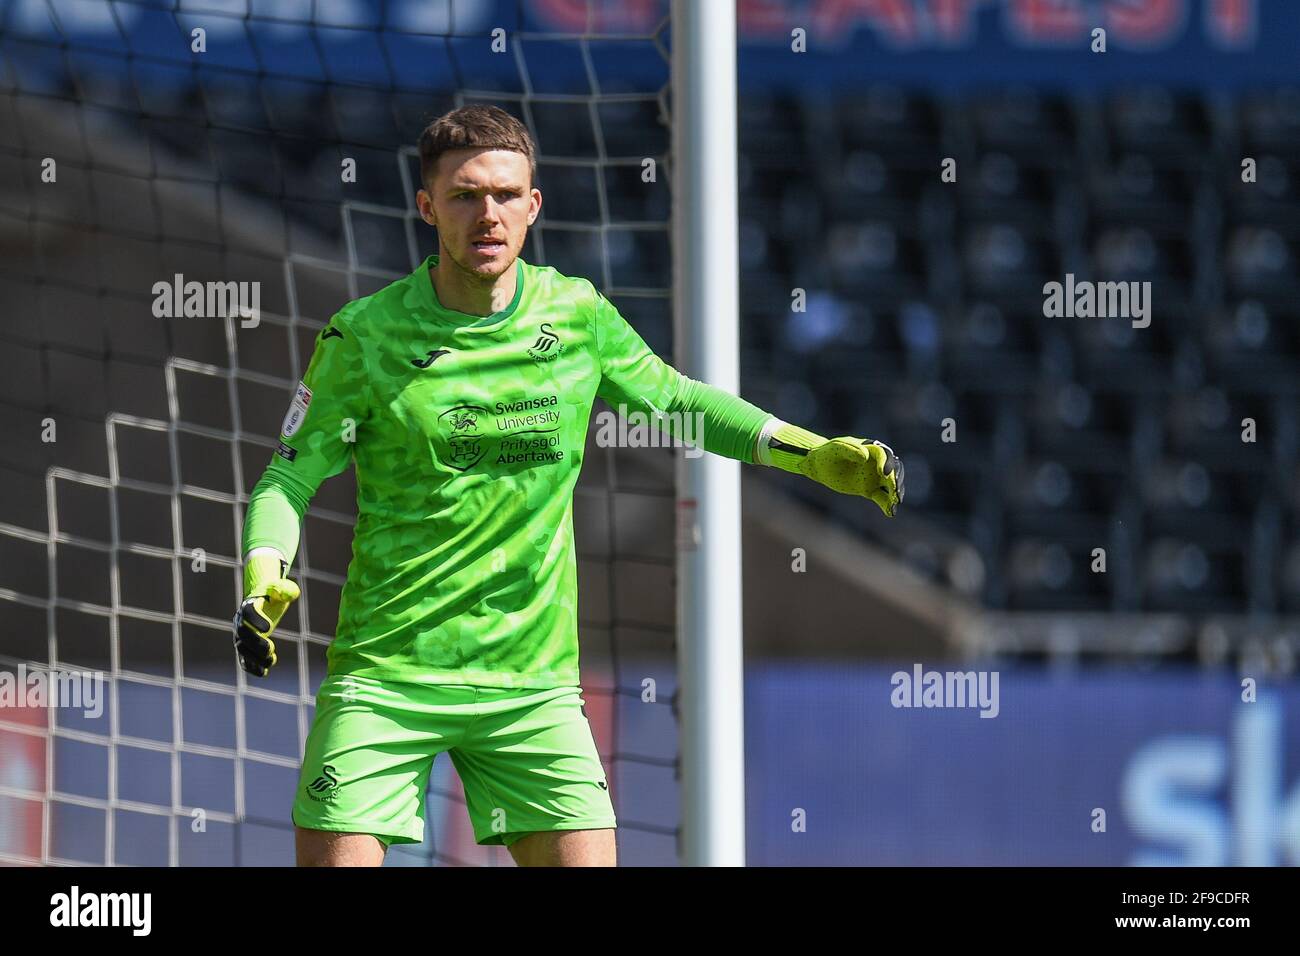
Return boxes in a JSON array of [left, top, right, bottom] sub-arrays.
[[442, 236, 517, 286]]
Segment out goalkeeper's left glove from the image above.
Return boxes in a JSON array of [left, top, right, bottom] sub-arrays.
[[757, 420, 904, 517], [232, 550, 300, 678]]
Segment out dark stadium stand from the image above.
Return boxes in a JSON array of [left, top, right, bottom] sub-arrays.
[[733, 87, 1300, 622]]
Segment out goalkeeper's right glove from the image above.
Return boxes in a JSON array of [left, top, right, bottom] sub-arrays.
[[232, 551, 300, 678]]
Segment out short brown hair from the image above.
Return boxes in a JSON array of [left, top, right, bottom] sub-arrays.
[[418, 105, 537, 191]]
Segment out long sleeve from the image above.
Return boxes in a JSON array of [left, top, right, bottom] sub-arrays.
[[592, 286, 773, 463], [242, 311, 372, 566]]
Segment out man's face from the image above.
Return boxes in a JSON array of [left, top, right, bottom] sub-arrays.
[[416, 148, 541, 282]]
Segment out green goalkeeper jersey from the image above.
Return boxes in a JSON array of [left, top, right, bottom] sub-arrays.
[[243, 254, 772, 688]]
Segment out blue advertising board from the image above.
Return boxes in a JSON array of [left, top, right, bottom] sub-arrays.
[[747, 664, 1300, 865]]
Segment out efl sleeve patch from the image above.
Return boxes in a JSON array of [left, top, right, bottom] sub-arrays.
[[280, 382, 312, 438], [275, 440, 298, 462]]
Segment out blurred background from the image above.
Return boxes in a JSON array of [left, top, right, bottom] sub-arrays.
[[0, 0, 1297, 866]]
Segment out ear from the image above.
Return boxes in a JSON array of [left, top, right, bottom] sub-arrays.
[[416, 189, 436, 226]]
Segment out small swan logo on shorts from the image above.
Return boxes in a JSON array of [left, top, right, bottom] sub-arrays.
[[306, 764, 341, 802]]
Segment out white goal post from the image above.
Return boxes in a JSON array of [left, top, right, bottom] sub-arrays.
[[671, 0, 746, 867]]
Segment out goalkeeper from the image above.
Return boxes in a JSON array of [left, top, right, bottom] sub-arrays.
[[235, 105, 902, 867]]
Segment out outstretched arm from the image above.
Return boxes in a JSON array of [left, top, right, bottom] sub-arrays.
[[591, 285, 904, 517], [752, 418, 904, 517]]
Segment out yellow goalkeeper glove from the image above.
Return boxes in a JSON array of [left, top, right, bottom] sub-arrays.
[[760, 420, 904, 517], [232, 551, 300, 678]]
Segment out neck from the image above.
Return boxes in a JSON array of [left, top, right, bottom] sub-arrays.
[[430, 253, 516, 318]]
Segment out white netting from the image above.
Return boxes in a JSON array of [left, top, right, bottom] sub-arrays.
[[0, 0, 680, 866]]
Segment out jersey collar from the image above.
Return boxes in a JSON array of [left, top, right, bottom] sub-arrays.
[[413, 254, 524, 333]]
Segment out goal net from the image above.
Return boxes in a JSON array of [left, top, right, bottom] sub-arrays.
[[0, 0, 680, 866]]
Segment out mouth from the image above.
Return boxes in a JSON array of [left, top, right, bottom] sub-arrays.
[[472, 238, 507, 255]]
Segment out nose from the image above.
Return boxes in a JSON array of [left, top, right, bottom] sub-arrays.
[[476, 195, 503, 223]]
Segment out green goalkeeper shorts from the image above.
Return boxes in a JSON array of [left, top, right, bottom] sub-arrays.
[[291, 675, 616, 848]]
